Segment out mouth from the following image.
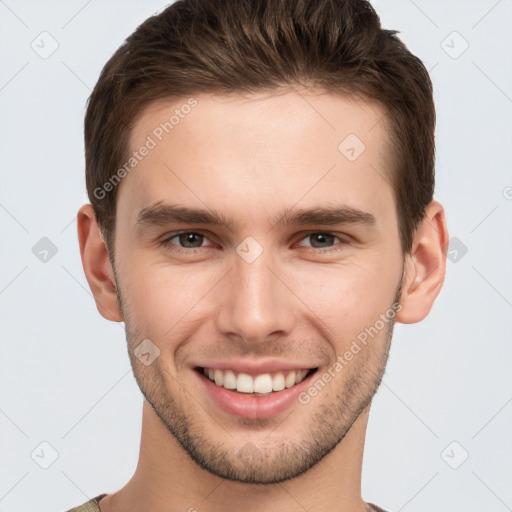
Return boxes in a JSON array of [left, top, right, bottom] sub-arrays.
[[195, 366, 318, 396], [194, 365, 319, 420]]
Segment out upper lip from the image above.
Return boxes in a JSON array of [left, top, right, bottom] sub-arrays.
[[194, 358, 318, 376]]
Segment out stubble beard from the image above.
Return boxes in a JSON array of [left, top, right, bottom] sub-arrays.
[[114, 263, 404, 484]]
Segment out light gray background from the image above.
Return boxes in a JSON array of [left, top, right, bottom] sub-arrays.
[[1, 1, 511, 511]]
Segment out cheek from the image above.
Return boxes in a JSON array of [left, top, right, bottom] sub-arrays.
[[122, 261, 219, 334], [290, 261, 399, 342], [119, 236, 402, 348]]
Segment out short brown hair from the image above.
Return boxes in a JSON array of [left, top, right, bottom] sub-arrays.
[[84, 0, 435, 257]]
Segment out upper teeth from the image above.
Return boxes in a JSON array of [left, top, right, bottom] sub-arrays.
[[203, 368, 310, 394]]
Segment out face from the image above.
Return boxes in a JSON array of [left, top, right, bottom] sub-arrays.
[[111, 88, 405, 484]]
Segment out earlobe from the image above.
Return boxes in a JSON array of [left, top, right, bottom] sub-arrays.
[[77, 204, 123, 322], [395, 200, 449, 324]]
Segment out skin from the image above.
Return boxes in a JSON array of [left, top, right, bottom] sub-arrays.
[[77, 87, 448, 512]]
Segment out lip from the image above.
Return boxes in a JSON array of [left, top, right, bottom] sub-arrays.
[[192, 358, 317, 377], [194, 366, 318, 420]]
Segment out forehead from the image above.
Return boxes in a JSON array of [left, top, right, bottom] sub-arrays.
[[119, 88, 394, 227]]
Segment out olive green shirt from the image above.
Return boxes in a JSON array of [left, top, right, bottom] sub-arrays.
[[67, 494, 390, 511]]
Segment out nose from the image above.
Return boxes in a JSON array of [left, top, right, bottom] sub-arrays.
[[214, 248, 297, 346]]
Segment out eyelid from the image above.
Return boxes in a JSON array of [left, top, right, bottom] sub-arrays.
[[294, 231, 349, 247], [161, 229, 215, 248], [160, 229, 350, 253]]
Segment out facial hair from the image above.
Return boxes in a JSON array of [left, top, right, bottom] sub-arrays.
[[113, 262, 404, 484]]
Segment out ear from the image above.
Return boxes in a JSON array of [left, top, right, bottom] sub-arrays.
[[395, 200, 449, 324], [77, 203, 123, 322]]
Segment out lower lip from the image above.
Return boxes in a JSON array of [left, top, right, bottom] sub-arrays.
[[195, 369, 317, 420]]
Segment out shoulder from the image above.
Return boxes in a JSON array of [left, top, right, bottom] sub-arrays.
[[66, 494, 107, 512], [367, 503, 391, 512]]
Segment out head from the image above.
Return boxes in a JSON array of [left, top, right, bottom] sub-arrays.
[[78, 0, 448, 484]]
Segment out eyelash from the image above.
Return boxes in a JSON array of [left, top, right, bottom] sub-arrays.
[[159, 230, 349, 255]]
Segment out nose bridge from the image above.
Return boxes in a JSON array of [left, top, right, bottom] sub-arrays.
[[215, 245, 295, 343]]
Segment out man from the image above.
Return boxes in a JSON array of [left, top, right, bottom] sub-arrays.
[[71, 0, 448, 510]]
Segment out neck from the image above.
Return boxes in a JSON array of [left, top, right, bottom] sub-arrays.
[[99, 400, 371, 512]]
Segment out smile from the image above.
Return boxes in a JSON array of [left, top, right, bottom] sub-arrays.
[[200, 367, 315, 395]]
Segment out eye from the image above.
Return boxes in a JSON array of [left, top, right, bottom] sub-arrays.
[[159, 230, 348, 255], [296, 232, 347, 251], [161, 231, 211, 251]]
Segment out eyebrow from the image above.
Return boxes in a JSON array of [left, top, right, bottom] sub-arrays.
[[135, 201, 376, 231]]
